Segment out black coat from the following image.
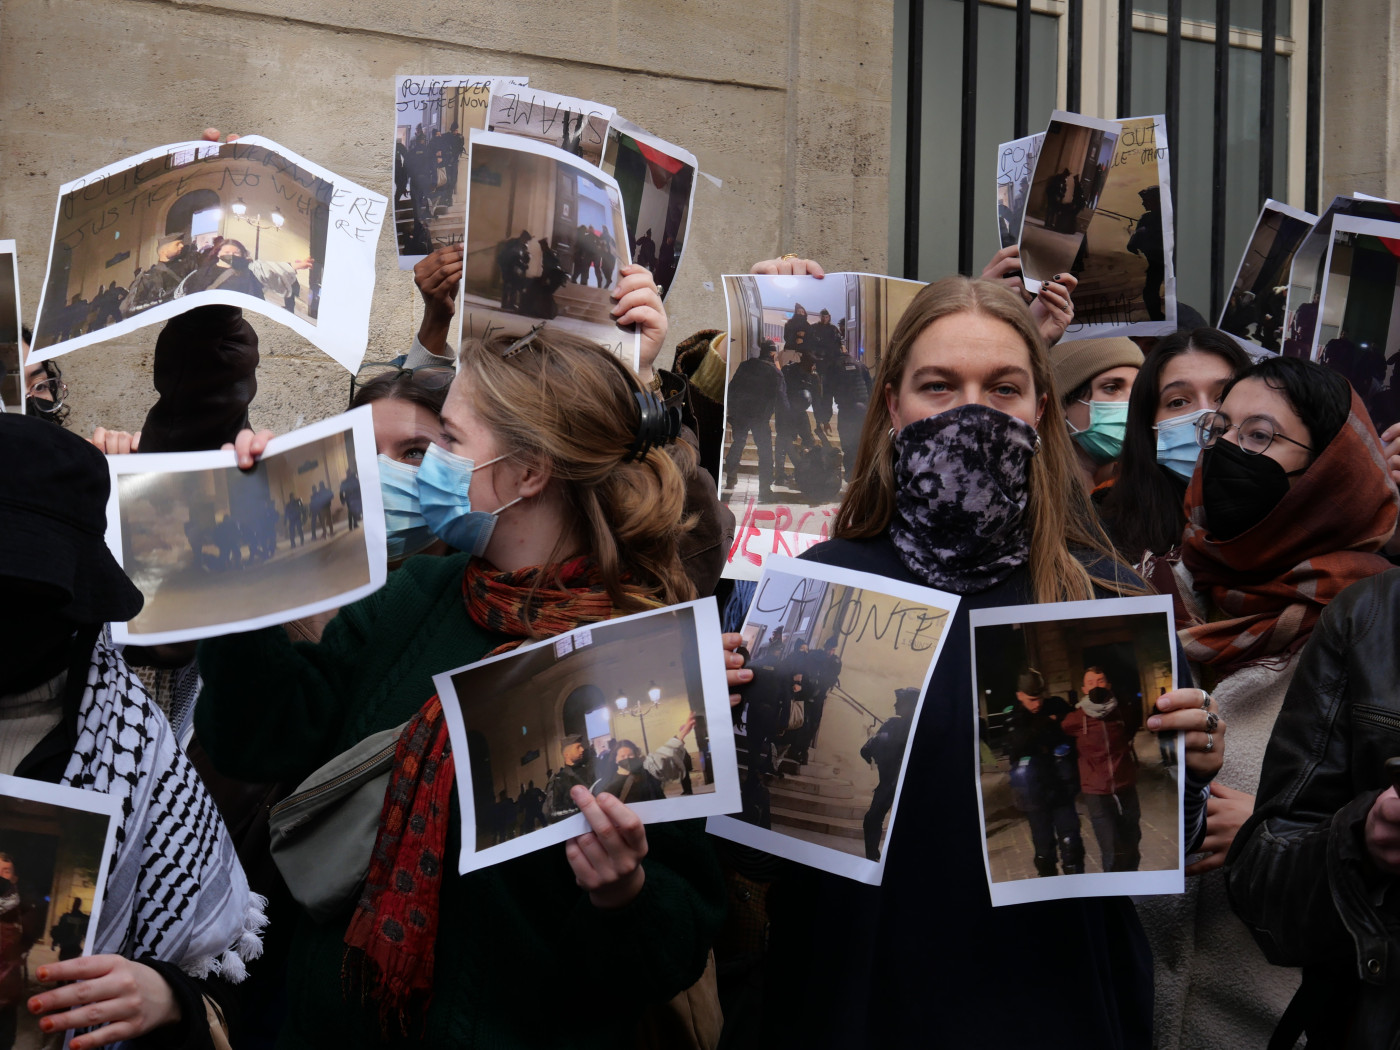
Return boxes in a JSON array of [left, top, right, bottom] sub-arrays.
[[1226, 569, 1400, 1050], [752, 536, 1153, 1048], [726, 357, 782, 422]]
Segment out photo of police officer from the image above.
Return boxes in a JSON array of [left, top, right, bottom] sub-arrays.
[[974, 604, 1181, 889]]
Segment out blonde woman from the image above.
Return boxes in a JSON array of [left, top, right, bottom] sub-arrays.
[[723, 270, 1225, 1048], [197, 324, 723, 1048]]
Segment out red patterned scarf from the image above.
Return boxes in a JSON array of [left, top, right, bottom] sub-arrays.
[[343, 556, 643, 1029], [1179, 392, 1397, 668]]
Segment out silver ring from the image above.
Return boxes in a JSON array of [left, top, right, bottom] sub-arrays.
[[1201, 690, 1214, 711], [1205, 712, 1220, 733], [1204, 734, 1215, 753]]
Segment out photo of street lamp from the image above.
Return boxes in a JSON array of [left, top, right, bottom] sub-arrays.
[[615, 681, 663, 751], [230, 197, 286, 260]]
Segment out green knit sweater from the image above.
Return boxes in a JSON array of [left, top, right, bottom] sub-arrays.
[[195, 552, 725, 1049]]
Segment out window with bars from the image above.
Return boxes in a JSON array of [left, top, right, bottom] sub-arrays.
[[891, 0, 1320, 322]]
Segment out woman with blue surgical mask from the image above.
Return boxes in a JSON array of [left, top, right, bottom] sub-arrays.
[[348, 363, 457, 563], [1048, 336, 1144, 495], [1097, 329, 1251, 588], [197, 277, 730, 1046]]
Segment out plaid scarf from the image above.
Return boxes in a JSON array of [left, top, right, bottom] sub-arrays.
[[343, 556, 635, 1030], [1179, 393, 1397, 668]]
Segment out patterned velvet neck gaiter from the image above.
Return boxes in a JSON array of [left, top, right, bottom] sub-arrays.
[[889, 402, 1038, 593]]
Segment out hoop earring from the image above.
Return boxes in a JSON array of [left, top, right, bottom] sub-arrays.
[[888, 427, 897, 440]]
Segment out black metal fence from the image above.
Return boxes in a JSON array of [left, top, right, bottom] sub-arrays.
[[900, 0, 1321, 321]]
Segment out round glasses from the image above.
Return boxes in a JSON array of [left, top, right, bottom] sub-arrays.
[[27, 377, 68, 410], [1194, 410, 1314, 456], [348, 363, 455, 409]]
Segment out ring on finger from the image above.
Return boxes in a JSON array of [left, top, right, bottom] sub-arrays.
[[1205, 711, 1220, 733], [1200, 690, 1214, 710], [1204, 734, 1215, 753], [780, 253, 800, 261]]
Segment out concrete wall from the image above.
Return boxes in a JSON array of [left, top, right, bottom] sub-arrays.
[[1321, 0, 1400, 205], [0, 0, 894, 437]]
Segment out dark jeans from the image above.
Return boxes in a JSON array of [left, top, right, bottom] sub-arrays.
[[1084, 787, 1142, 872], [725, 416, 773, 492], [835, 405, 866, 481], [774, 414, 813, 479], [863, 778, 897, 861], [1025, 800, 1085, 875]]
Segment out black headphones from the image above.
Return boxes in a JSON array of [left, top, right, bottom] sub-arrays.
[[602, 354, 683, 462]]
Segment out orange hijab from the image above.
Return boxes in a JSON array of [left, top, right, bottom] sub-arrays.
[[1179, 390, 1397, 668]]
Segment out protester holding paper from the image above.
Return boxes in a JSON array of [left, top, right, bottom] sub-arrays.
[[195, 312, 726, 1046], [0, 414, 262, 1050], [1096, 328, 1252, 585], [723, 268, 1224, 1047], [1134, 354, 1398, 1050]]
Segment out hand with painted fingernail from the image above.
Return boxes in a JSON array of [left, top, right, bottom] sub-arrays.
[[27, 955, 181, 1049], [1146, 687, 1226, 780]]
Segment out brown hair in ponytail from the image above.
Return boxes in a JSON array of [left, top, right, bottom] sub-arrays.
[[456, 328, 697, 612]]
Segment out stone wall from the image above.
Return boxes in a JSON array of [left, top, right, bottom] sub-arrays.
[[0, 0, 893, 436]]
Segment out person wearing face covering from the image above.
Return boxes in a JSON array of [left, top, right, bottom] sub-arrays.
[[721, 270, 1228, 1048], [1062, 667, 1141, 872], [1132, 355, 1399, 1050], [590, 717, 697, 803], [1049, 336, 1144, 495], [195, 317, 726, 1048], [1096, 329, 1252, 618]]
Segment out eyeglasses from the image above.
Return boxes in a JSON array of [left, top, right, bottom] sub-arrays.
[[348, 363, 455, 409], [27, 377, 68, 409], [1194, 410, 1314, 456]]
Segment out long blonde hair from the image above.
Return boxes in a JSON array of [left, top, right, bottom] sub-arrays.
[[456, 329, 697, 612], [834, 276, 1141, 603]]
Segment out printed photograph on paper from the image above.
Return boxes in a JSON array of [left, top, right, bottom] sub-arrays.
[[996, 133, 1043, 250], [0, 242, 21, 413], [970, 595, 1184, 907], [393, 75, 525, 265], [1059, 116, 1177, 337], [435, 600, 738, 875], [601, 117, 696, 299], [1283, 195, 1400, 360], [460, 130, 639, 368], [1016, 111, 1122, 294], [719, 272, 924, 580], [0, 774, 121, 1050], [105, 407, 386, 645], [706, 556, 959, 885], [1218, 200, 1317, 354], [1311, 215, 1400, 435], [486, 87, 614, 169], [28, 137, 387, 374]]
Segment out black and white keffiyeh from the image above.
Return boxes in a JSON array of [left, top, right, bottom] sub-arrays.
[[889, 403, 1037, 594], [60, 635, 265, 981]]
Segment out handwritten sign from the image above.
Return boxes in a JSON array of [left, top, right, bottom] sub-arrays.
[[31, 136, 386, 373]]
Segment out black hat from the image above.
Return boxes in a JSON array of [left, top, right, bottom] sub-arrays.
[[1017, 669, 1046, 695], [894, 687, 920, 709], [0, 414, 144, 623]]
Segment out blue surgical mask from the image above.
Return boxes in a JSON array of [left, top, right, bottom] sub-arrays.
[[1067, 399, 1129, 465], [416, 443, 521, 557], [377, 455, 437, 560], [1153, 408, 1210, 483]]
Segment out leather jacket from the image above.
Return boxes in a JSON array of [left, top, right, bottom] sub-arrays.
[[1225, 569, 1400, 1050]]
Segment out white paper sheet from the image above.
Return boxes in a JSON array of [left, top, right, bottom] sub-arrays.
[[104, 406, 386, 645], [969, 594, 1184, 906], [28, 137, 386, 374], [706, 556, 961, 885], [435, 598, 739, 875]]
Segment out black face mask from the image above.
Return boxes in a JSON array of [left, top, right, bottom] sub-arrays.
[[619, 757, 643, 775], [1087, 687, 1112, 705], [1201, 439, 1305, 541], [0, 609, 75, 694]]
